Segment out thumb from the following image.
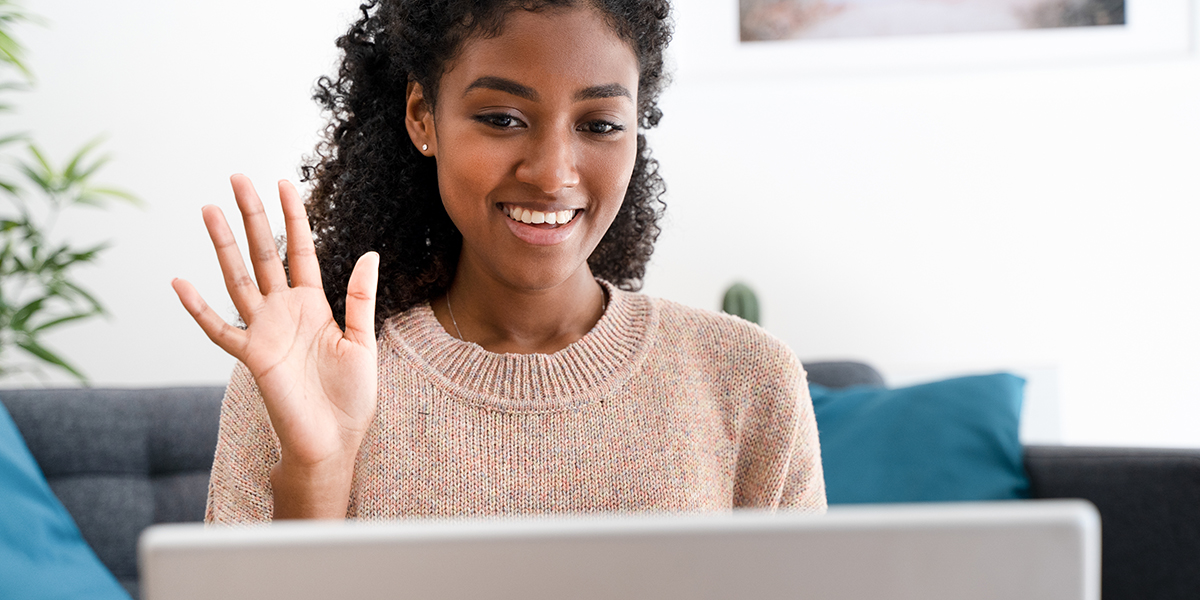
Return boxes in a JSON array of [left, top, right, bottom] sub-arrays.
[[343, 251, 379, 347]]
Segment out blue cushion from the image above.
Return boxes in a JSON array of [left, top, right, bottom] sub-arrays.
[[811, 373, 1030, 504], [0, 402, 130, 600]]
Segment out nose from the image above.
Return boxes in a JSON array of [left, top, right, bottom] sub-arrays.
[[515, 127, 580, 194]]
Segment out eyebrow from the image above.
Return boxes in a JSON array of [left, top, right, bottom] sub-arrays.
[[575, 83, 633, 102], [463, 77, 633, 103], [465, 76, 538, 101]]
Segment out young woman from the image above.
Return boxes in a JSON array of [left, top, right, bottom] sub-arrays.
[[173, 0, 825, 522]]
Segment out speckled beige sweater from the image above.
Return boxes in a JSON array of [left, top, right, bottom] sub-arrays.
[[205, 283, 826, 523]]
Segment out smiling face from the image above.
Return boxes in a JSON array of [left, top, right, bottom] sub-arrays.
[[405, 5, 640, 294]]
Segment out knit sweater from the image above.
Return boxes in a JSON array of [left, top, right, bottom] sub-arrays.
[[205, 283, 826, 523]]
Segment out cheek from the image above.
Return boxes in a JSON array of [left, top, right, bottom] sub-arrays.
[[587, 138, 638, 216], [436, 142, 506, 214]]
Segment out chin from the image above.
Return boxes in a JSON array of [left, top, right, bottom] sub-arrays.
[[492, 255, 594, 292]]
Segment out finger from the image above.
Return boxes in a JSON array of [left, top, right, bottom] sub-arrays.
[[279, 180, 323, 289], [172, 277, 249, 358], [230, 174, 288, 294], [342, 251, 379, 348], [202, 204, 263, 319]]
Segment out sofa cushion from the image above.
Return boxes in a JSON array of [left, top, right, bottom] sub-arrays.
[[811, 373, 1030, 504], [0, 400, 131, 599]]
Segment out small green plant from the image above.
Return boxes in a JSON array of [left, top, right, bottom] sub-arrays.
[[0, 141, 138, 381], [722, 282, 760, 325], [0, 1, 137, 382]]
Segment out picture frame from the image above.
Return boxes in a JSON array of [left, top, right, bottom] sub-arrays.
[[669, 0, 1194, 78]]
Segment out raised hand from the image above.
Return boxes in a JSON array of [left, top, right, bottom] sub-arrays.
[[172, 174, 379, 518]]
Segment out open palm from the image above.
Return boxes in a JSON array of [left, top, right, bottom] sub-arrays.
[[173, 175, 380, 480]]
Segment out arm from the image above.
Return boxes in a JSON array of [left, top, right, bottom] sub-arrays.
[[775, 370, 827, 513], [206, 363, 278, 524], [733, 341, 827, 512]]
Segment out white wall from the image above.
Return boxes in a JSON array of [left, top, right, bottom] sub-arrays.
[[7, 1, 1199, 448]]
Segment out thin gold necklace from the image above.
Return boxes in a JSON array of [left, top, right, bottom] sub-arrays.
[[446, 289, 464, 340], [445, 288, 608, 342]]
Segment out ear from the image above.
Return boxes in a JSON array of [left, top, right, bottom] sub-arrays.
[[405, 81, 436, 156]]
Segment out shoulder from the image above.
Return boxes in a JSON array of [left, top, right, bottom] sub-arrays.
[[647, 294, 799, 368], [620, 291, 804, 392]]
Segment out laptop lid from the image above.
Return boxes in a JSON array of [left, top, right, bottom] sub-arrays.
[[140, 499, 1099, 600]]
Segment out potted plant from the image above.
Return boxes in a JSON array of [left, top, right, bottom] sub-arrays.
[[0, 0, 138, 383]]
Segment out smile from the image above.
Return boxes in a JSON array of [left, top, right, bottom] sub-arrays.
[[503, 204, 578, 227], [500, 203, 583, 246]]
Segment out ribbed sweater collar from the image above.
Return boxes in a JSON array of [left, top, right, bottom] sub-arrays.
[[382, 281, 657, 412]]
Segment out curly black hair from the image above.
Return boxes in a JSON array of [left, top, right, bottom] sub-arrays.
[[300, 0, 672, 328]]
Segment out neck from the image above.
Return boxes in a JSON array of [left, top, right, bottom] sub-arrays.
[[433, 261, 607, 355]]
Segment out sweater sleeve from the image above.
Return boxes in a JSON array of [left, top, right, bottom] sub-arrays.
[[205, 361, 280, 524], [776, 365, 827, 512], [733, 345, 827, 512]]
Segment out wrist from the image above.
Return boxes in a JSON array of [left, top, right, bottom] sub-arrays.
[[270, 450, 359, 520]]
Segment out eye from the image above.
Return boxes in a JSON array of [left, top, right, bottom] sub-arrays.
[[580, 120, 625, 135], [474, 113, 525, 129]]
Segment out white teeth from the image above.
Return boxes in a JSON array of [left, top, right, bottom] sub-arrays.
[[505, 205, 577, 226]]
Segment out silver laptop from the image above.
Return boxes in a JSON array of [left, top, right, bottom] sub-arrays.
[[139, 500, 1099, 600]]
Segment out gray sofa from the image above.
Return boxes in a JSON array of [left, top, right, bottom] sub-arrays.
[[3, 362, 1198, 599]]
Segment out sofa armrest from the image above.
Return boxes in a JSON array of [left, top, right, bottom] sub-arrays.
[[1024, 445, 1200, 600]]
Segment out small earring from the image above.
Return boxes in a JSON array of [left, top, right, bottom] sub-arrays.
[[422, 144, 429, 152]]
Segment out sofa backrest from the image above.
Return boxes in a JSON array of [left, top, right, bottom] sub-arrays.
[[0, 387, 225, 597], [803, 360, 886, 389]]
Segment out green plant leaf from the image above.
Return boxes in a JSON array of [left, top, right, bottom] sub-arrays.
[[9, 295, 44, 330], [38, 241, 106, 271], [81, 185, 142, 207], [0, 3, 38, 81], [67, 155, 113, 187], [30, 308, 100, 333], [25, 143, 51, 173], [0, 29, 30, 79], [0, 175, 21, 194], [66, 241, 110, 264], [15, 338, 87, 382], [63, 136, 108, 180], [59, 280, 104, 313], [9, 253, 28, 273], [0, 131, 25, 146], [17, 161, 49, 192]]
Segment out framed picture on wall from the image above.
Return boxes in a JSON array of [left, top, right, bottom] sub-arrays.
[[670, 0, 1193, 77]]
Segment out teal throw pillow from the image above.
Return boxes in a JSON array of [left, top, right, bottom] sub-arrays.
[[0, 401, 131, 600], [811, 373, 1030, 504]]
